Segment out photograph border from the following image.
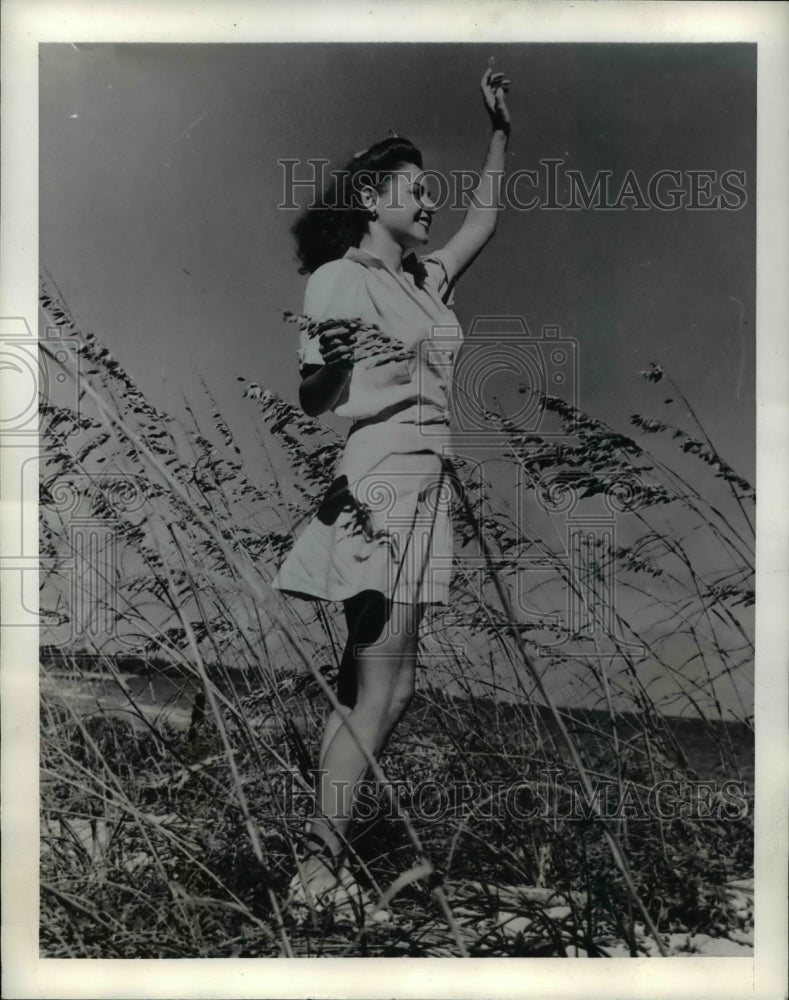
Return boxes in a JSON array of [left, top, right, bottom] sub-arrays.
[[2, 2, 787, 998]]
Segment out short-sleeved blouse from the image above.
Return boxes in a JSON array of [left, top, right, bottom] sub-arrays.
[[296, 245, 462, 426], [272, 245, 463, 605]]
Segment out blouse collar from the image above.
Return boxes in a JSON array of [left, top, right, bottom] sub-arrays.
[[343, 245, 427, 288]]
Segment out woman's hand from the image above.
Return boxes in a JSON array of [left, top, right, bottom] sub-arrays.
[[480, 61, 511, 135], [315, 320, 356, 370]]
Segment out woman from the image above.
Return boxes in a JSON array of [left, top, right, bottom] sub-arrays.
[[271, 64, 511, 913]]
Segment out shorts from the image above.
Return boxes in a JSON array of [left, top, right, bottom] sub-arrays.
[[270, 419, 459, 605]]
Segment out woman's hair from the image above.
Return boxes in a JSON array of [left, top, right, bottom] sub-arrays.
[[291, 136, 423, 274]]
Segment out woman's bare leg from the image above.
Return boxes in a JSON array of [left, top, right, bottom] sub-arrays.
[[315, 591, 385, 783], [376, 630, 419, 753], [319, 606, 422, 764], [299, 595, 424, 890], [317, 706, 351, 773]]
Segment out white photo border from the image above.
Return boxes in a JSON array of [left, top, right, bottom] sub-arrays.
[[2, 1, 787, 998]]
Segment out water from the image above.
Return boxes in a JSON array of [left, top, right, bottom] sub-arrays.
[[40, 659, 201, 731], [40, 653, 754, 783]]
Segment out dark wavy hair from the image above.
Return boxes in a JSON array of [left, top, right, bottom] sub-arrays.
[[291, 137, 424, 275]]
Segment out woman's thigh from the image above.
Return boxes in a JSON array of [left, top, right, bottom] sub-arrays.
[[338, 591, 425, 707], [344, 590, 426, 651]]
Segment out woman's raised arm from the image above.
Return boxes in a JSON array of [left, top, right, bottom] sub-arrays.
[[437, 64, 511, 280]]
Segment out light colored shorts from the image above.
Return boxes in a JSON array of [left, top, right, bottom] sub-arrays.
[[271, 420, 459, 605]]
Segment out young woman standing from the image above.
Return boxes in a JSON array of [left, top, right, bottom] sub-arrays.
[[271, 64, 511, 912]]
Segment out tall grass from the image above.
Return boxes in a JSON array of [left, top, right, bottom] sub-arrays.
[[38, 276, 753, 957]]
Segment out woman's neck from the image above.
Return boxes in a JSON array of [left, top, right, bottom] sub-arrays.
[[358, 230, 406, 275]]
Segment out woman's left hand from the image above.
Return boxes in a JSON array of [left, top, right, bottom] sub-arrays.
[[480, 62, 511, 134]]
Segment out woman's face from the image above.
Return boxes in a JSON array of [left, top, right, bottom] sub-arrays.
[[368, 162, 437, 249]]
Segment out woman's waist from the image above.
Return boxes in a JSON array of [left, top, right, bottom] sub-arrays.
[[337, 401, 455, 484], [346, 397, 449, 437], [333, 371, 452, 421]]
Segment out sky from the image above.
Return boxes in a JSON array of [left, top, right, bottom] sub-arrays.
[[38, 42, 756, 713]]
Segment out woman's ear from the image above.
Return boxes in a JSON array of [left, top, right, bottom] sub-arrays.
[[358, 184, 378, 217]]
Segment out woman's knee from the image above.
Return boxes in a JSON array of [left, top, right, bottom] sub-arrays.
[[391, 679, 415, 715], [390, 662, 416, 713], [337, 634, 408, 711]]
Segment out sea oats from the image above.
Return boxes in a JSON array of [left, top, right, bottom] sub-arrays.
[[284, 311, 417, 366]]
